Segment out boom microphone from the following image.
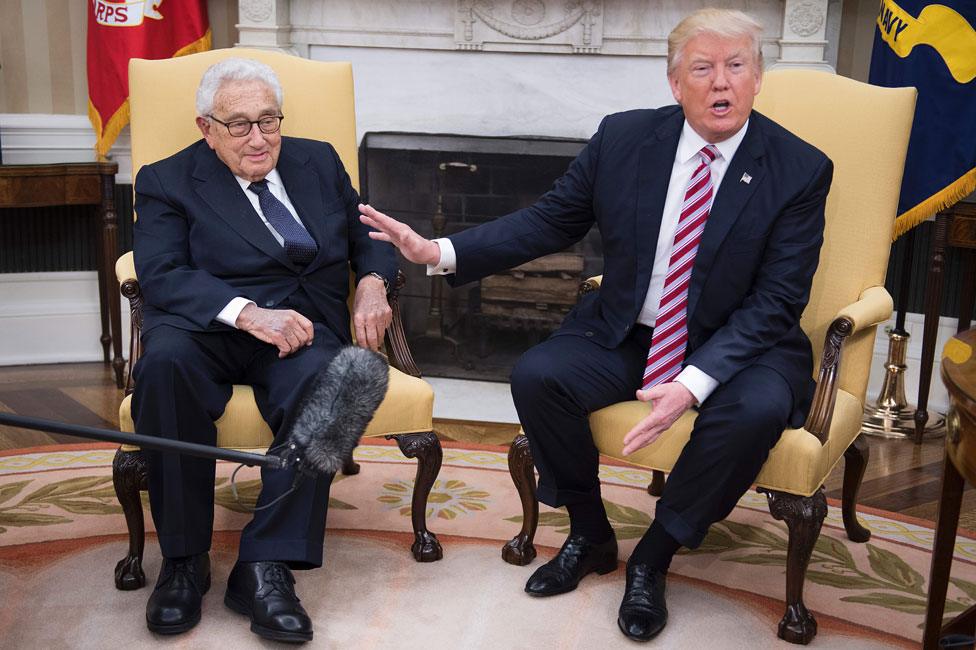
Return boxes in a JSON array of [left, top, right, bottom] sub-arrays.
[[274, 345, 390, 479], [0, 346, 390, 502]]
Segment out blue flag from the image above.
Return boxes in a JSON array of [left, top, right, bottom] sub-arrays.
[[869, 0, 976, 237]]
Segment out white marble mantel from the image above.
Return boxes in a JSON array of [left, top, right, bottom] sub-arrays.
[[237, 0, 841, 140]]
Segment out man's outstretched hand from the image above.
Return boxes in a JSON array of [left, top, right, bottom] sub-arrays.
[[359, 204, 441, 266], [621, 382, 697, 456], [236, 303, 314, 358]]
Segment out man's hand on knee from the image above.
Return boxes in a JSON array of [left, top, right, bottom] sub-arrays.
[[621, 382, 696, 456], [352, 275, 392, 351], [236, 304, 314, 358]]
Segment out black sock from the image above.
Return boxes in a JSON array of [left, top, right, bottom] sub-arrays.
[[630, 521, 681, 573], [566, 498, 614, 543]]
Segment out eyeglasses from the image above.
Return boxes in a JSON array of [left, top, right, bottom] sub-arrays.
[[208, 114, 284, 137]]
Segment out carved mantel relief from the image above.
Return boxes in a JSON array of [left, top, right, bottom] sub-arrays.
[[239, 0, 836, 69], [455, 0, 604, 53]]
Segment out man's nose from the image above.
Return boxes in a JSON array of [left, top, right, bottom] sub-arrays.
[[712, 66, 730, 89], [246, 122, 265, 145]]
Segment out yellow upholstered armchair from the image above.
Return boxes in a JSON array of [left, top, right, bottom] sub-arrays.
[[502, 70, 916, 645], [112, 48, 441, 591]]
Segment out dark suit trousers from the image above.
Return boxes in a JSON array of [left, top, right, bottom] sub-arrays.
[[132, 322, 341, 568], [510, 330, 792, 550]]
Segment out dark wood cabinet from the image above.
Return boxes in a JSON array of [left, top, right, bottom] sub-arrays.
[[0, 159, 124, 387]]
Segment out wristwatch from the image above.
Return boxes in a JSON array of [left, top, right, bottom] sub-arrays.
[[364, 271, 389, 292]]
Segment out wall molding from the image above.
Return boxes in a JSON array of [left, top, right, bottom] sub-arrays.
[[0, 272, 131, 366], [0, 114, 132, 183]]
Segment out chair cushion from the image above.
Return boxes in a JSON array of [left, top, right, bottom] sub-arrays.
[[118, 366, 433, 452], [588, 389, 863, 498]]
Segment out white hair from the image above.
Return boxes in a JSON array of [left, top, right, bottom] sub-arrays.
[[195, 57, 283, 116], [668, 8, 764, 75]]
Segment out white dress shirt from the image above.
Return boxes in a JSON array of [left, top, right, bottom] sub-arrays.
[[428, 119, 750, 404], [215, 169, 306, 327]]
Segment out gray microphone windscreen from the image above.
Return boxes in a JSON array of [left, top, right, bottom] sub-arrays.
[[282, 346, 389, 476]]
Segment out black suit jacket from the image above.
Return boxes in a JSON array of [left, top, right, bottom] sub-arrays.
[[449, 107, 832, 426], [133, 136, 397, 344]]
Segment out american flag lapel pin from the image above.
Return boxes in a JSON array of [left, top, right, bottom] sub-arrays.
[[740, 172, 752, 184]]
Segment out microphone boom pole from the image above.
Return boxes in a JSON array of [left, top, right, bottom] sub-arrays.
[[0, 412, 288, 470]]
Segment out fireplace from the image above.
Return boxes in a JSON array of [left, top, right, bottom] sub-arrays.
[[360, 132, 600, 380], [238, 0, 843, 380]]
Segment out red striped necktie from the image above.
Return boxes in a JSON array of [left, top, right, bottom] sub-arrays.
[[642, 144, 720, 390]]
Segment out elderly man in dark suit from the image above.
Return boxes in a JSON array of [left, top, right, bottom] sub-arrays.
[[360, 8, 831, 642], [132, 57, 396, 642]]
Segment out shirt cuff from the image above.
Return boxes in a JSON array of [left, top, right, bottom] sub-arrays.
[[426, 238, 456, 276], [675, 365, 719, 405], [215, 297, 255, 328]]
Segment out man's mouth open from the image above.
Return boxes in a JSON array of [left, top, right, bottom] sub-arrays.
[[711, 100, 731, 116]]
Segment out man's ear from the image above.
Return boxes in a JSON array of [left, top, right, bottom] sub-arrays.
[[196, 116, 215, 148], [668, 72, 683, 105]]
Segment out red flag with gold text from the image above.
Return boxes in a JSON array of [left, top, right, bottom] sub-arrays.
[[87, 0, 210, 155]]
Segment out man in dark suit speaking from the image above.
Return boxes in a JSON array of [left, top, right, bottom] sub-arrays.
[[360, 8, 831, 642], [132, 58, 396, 642]]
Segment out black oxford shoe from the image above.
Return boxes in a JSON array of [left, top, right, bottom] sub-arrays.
[[146, 553, 211, 635], [524, 533, 618, 597], [225, 561, 313, 643], [617, 563, 668, 642]]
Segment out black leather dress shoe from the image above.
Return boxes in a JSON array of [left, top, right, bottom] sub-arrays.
[[617, 563, 668, 642], [524, 533, 618, 597], [225, 561, 313, 643], [146, 553, 211, 634]]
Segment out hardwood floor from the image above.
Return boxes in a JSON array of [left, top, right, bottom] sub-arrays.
[[1, 361, 970, 529]]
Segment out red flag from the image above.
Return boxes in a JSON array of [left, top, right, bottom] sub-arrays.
[[87, 0, 210, 155]]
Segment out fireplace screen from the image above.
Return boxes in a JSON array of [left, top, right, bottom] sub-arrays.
[[360, 132, 603, 381]]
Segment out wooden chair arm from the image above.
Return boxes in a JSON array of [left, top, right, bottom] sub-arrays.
[[803, 316, 854, 444], [119, 268, 423, 394], [121, 277, 144, 396], [385, 270, 422, 377], [804, 287, 893, 444]]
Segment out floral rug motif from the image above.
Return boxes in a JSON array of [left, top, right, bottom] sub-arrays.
[[0, 440, 972, 647]]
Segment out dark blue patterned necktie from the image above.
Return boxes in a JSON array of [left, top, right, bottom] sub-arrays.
[[247, 180, 318, 266]]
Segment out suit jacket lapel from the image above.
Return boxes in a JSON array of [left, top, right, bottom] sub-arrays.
[[635, 111, 683, 310], [276, 139, 330, 271], [685, 117, 766, 325], [192, 144, 298, 272]]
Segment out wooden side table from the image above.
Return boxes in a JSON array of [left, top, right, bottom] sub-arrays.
[[923, 328, 976, 648], [915, 202, 976, 442], [0, 159, 124, 388]]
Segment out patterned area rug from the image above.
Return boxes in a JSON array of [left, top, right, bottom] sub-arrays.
[[0, 439, 970, 648]]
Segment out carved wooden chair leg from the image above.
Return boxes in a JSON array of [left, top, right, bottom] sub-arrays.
[[502, 433, 538, 565], [389, 431, 444, 562], [763, 487, 827, 645], [841, 434, 871, 543], [341, 453, 360, 476], [647, 470, 666, 497], [112, 449, 149, 590]]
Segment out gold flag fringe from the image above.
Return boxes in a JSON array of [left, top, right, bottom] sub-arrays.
[[893, 166, 976, 240], [89, 29, 213, 157]]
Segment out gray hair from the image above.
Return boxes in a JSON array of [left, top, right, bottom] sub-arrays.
[[667, 8, 764, 75], [195, 57, 283, 116]]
